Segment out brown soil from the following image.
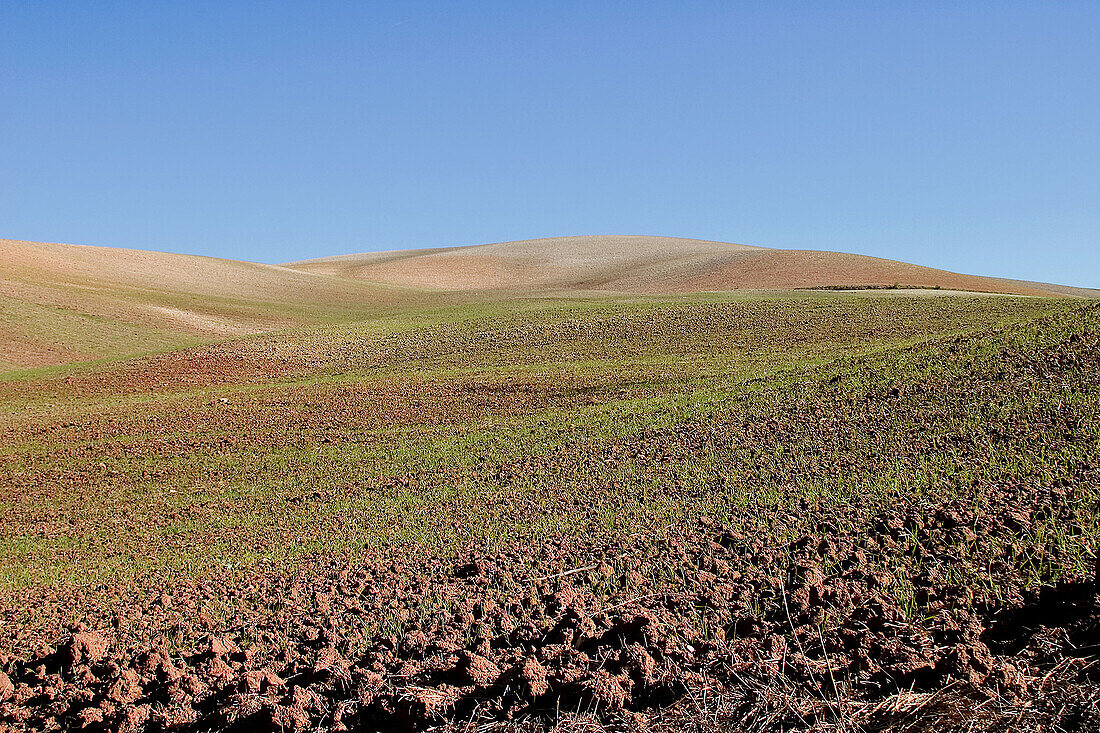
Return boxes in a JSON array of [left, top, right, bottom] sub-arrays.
[[0, 336, 95, 370], [2, 499, 1096, 732]]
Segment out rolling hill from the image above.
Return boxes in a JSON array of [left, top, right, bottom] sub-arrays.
[[283, 235, 1093, 296], [0, 238, 420, 371], [3, 234, 1095, 372]]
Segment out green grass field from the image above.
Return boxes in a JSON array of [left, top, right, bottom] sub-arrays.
[[0, 292, 1080, 590]]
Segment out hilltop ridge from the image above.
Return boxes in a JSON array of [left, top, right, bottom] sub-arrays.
[[283, 235, 1086, 296]]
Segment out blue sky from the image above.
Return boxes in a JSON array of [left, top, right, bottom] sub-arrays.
[[2, 1, 1097, 286]]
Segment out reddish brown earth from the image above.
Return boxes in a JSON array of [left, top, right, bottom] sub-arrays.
[[0, 335, 96, 370], [1, 482, 1096, 732]]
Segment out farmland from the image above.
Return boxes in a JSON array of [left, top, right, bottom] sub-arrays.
[[1, 289, 1097, 731]]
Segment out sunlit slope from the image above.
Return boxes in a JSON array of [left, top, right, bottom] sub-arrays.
[[0, 238, 417, 370], [284, 235, 1086, 296], [285, 235, 763, 291]]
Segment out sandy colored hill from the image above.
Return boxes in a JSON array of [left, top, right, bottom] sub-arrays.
[[283, 235, 1087, 297], [0, 238, 418, 370], [285, 236, 764, 291]]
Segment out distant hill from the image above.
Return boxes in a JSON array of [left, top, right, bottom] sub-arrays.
[[283, 235, 1090, 297], [3, 234, 1094, 371]]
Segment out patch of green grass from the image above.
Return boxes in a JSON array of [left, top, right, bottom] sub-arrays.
[[0, 294, 203, 374], [0, 293, 1090, 595]]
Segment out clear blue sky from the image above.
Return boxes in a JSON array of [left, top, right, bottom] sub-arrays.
[[2, 1, 1097, 286]]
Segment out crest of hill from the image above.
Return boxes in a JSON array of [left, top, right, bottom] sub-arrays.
[[283, 235, 1088, 297]]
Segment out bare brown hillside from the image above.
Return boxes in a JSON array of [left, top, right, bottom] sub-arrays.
[[284, 235, 1085, 296]]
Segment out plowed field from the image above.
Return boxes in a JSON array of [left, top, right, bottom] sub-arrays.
[[1, 293, 1097, 732]]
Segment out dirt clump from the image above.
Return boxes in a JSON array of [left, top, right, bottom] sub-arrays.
[[63, 631, 110, 666]]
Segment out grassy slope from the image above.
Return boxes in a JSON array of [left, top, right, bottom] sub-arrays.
[[0, 293, 203, 372], [0, 292, 1084, 597]]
